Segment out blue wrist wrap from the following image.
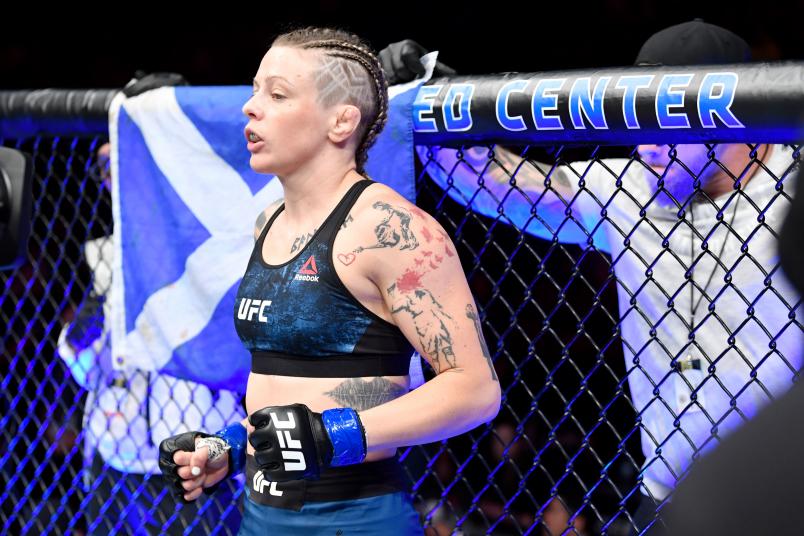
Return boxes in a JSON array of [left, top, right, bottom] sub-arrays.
[[321, 408, 367, 466], [215, 422, 247, 476]]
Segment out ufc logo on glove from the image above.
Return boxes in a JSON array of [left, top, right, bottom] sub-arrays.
[[248, 403, 367, 481], [270, 411, 307, 471], [253, 470, 284, 496]]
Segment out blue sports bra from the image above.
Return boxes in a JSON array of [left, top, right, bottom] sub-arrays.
[[233, 179, 414, 378]]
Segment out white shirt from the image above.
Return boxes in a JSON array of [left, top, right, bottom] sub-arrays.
[[566, 145, 802, 499], [57, 236, 245, 476], [422, 144, 802, 500]]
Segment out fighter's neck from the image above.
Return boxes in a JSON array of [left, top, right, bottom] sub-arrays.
[[278, 164, 362, 226]]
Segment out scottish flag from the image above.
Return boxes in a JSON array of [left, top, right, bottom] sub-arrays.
[[109, 54, 439, 391]]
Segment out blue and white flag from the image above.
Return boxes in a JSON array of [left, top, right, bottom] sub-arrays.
[[109, 53, 439, 391]]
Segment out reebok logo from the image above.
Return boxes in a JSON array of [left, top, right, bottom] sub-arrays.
[[237, 298, 272, 323], [252, 470, 283, 496], [293, 255, 319, 282]]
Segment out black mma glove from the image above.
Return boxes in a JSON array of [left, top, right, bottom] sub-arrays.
[[158, 431, 224, 503], [123, 71, 189, 98], [378, 39, 457, 85], [248, 403, 367, 482]]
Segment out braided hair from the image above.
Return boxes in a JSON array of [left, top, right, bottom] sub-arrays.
[[273, 27, 389, 175]]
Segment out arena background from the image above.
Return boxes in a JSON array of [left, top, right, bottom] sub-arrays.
[[3, 2, 804, 91], [2, 2, 804, 535]]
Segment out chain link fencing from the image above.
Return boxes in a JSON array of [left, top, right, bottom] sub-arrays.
[[2, 101, 801, 535]]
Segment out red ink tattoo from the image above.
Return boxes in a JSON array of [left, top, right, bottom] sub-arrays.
[[396, 226, 454, 288], [410, 208, 427, 219], [421, 227, 433, 243], [338, 253, 356, 266], [396, 269, 424, 293]]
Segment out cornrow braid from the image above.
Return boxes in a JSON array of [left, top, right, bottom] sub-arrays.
[[304, 42, 388, 174], [273, 28, 389, 175]]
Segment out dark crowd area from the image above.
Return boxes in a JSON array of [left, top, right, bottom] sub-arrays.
[[2, 1, 803, 91]]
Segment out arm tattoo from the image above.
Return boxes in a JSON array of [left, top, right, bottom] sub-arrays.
[[465, 304, 498, 381], [415, 224, 456, 270], [341, 214, 354, 230], [336, 205, 455, 269], [387, 279, 456, 373], [337, 202, 420, 265], [360, 202, 418, 252], [324, 378, 408, 411]]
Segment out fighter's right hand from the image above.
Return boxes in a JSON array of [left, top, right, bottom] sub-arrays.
[[158, 431, 230, 503], [378, 39, 457, 85]]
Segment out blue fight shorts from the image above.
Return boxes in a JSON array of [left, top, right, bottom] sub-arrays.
[[238, 454, 422, 535], [239, 489, 422, 535]]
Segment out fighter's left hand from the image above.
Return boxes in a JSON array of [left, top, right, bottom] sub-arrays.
[[248, 403, 367, 482]]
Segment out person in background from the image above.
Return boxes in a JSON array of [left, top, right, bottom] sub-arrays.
[[57, 142, 245, 535], [380, 20, 802, 535]]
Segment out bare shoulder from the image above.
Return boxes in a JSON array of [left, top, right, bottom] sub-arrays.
[[350, 182, 445, 242], [253, 198, 284, 241], [340, 181, 458, 278], [344, 182, 493, 378]]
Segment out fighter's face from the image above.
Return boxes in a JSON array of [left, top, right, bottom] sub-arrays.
[[242, 46, 332, 176]]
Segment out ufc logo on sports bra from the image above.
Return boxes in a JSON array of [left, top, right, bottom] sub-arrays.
[[237, 298, 272, 323], [270, 411, 307, 471]]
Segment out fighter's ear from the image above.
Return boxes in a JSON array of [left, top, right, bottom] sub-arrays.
[[0, 147, 34, 270], [329, 104, 362, 144]]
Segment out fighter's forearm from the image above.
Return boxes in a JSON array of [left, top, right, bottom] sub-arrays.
[[358, 368, 500, 453]]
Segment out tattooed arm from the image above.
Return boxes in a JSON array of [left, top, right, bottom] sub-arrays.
[[415, 144, 603, 245], [354, 194, 501, 451], [324, 378, 408, 411]]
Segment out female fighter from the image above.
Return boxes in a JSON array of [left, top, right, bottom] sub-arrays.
[[158, 27, 500, 535]]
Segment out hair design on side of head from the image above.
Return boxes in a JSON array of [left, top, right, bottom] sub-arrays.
[[273, 27, 389, 175]]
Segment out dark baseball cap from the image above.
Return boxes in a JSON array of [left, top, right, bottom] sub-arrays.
[[634, 19, 752, 66]]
